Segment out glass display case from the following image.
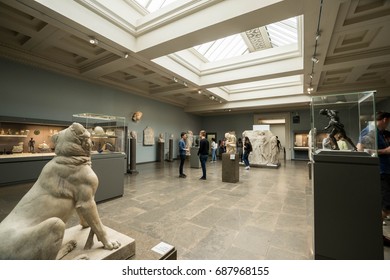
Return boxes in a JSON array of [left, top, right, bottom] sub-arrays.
[[72, 113, 126, 154], [310, 91, 377, 156], [0, 118, 68, 156]]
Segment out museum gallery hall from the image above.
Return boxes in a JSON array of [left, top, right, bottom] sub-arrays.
[[0, 0, 389, 261]]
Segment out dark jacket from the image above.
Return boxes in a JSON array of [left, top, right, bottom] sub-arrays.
[[198, 138, 209, 156]]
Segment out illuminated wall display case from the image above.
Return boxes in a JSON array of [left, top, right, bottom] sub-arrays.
[[293, 131, 309, 160], [72, 113, 126, 154], [0, 119, 67, 156], [310, 91, 383, 260]]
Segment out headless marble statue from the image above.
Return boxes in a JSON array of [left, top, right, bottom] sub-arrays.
[[0, 123, 120, 259]]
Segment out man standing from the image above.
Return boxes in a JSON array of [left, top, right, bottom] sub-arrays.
[[179, 132, 188, 178], [198, 130, 209, 180], [358, 111, 390, 246]]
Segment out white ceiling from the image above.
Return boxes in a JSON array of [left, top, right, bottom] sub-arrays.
[[0, 0, 389, 115]]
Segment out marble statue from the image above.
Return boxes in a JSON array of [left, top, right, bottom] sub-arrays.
[[0, 123, 120, 259], [12, 142, 24, 153], [242, 130, 278, 166], [129, 130, 137, 139], [93, 126, 105, 135], [132, 111, 143, 122], [269, 136, 280, 166], [185, 130, 193, 156], [259, 131, 269, 164], [225, 132, 237, 154], [158, 133, 165, 143], [143, 126, 154, 146]]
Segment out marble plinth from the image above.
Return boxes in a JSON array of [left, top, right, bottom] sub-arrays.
[[60, 226, 135, 260], [222, 153, 239, 183]]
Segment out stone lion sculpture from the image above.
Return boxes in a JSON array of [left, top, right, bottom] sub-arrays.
[[0, 123, 120, 259]]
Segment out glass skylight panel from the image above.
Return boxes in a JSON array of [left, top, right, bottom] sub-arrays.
[[133, 0, 179, 13], [194, 34, 248, 62], [266, 17, 298, 47], [192, 16, 298, 62]]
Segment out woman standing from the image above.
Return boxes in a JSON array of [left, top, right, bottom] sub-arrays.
[[243, 136, 252, 170], [211, 138, 217, 162]]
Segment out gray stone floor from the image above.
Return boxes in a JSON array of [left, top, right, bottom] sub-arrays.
[[1, 159, 389, 260]]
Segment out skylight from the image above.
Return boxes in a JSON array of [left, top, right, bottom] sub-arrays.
[[193, 17, 299, 62], [133, 0, 180, 13], [193, 34, 249, 62]]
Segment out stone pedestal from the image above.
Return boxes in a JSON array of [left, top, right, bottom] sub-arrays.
[[129, 138, 138, 174], [60, 225, 135, 260], [168, 139, 173, 162], [157, 142, 164, 162], [222, 153, 239, 183], [190, 147, 200, 168]]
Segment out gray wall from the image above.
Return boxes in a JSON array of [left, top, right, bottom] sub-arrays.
[[377, 98, 390, 112], [0, 58, 201, 163]]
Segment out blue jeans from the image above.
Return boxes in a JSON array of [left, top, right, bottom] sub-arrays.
[[199, 154, 208, 178], [243, 153, 249, 167], [211, 149, 217, 161]]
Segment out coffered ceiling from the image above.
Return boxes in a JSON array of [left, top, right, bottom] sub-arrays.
[[0, 0, 388, 115]]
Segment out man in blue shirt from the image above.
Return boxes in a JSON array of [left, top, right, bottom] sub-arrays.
[[359, 111, 390, 246], [179, 132, 188, 178]]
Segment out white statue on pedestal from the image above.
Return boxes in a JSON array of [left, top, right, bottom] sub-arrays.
[[0, 123, 120, 259], [225, 132, 237, 154], [158, 133, 165, 143]]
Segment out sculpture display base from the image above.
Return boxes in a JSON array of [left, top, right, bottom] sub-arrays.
[[157, 142, 164, 163], [240, 162, 281, 169], [60, 225, 135, 260], [222, 153, 239, 183], [190, 147, 200, 168]]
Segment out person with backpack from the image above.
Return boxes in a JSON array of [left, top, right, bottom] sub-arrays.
[[243, 136, 252, 170]]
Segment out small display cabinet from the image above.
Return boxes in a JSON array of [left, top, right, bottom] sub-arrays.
[[310, 91, 383, 259], [72, 113, 127, 202], [72, 113, 126, 154], [311, 91, 377, 154]]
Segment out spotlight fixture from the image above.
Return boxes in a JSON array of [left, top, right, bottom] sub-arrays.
[[124, 53, 129, 58], [311, 56, 319, 63], [89, 37, 98, 45], [210, 96, 215, 100], [309, 73, 314, 79], [315, 31, 321, 41], [173, 77, 178, 82], [183, 81, 187, 87], [198, 90, 202, 94], [219, 100, 222, 104]]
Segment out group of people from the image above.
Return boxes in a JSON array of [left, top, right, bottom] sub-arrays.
[[178, 131, 263, 179], [178, 130, 209, 179]]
